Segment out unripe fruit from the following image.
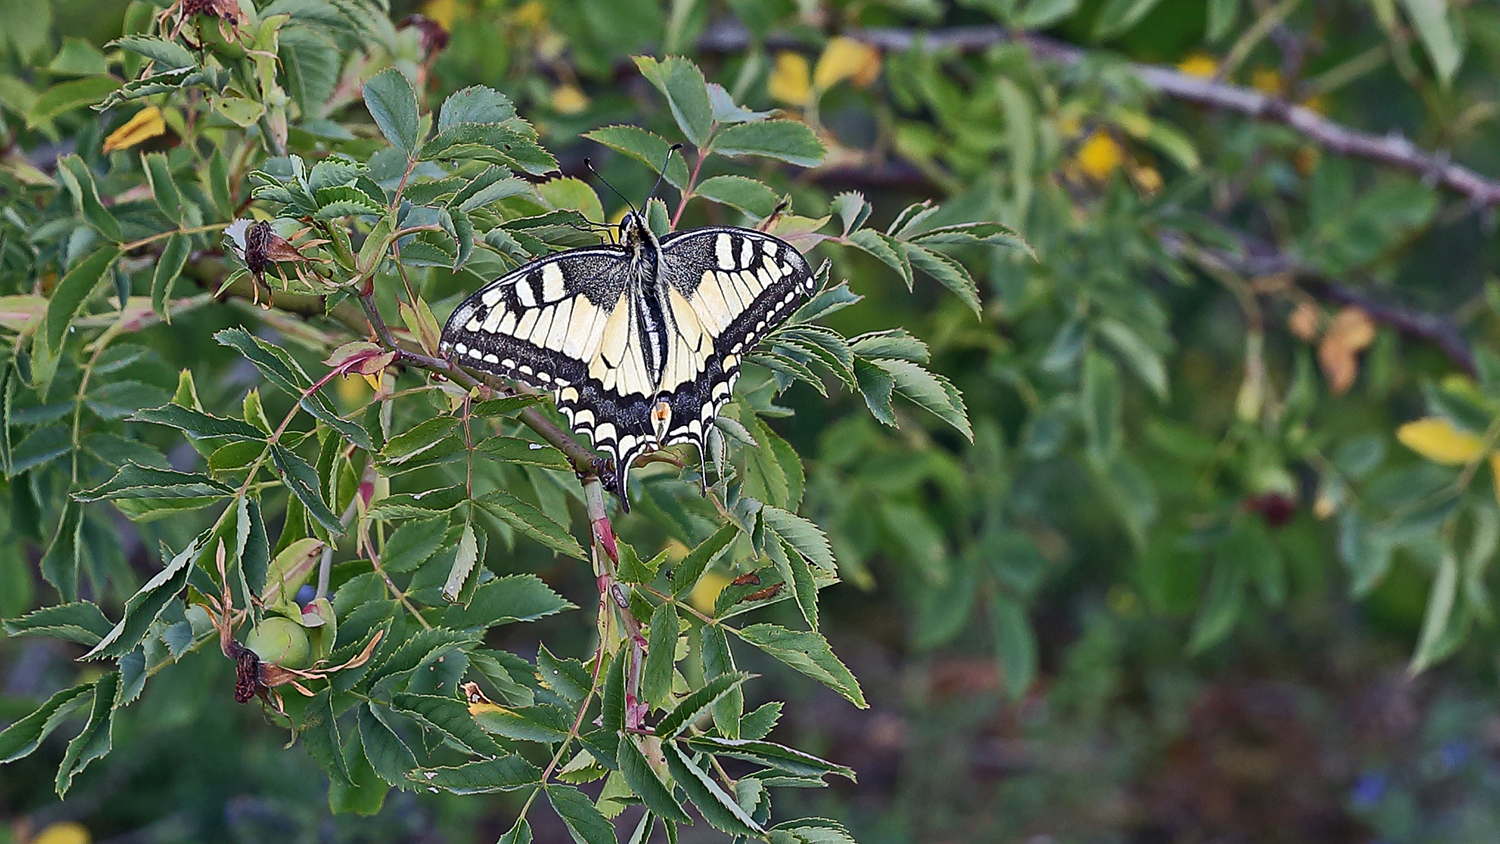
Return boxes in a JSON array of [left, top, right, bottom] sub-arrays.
[[244, 617, 312, 669]]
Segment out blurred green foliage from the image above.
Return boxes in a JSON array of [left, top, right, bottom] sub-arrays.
[[4, 0, 1500, 843]]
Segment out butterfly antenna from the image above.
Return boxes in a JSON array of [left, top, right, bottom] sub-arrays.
[[583, 157, 637, 217], [645, 143, 684, 208]]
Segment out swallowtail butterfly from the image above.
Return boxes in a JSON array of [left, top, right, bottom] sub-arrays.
[[440, 209, 815, 511]]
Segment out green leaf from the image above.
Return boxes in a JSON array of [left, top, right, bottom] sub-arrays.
[[366, 484, 467, 519], [537, 645, 592, 705], [733, 624, 865, 707], [471, 703, 572, 743], [700, 625, 742, 738], [370, 628, 478, 684], [363, 67, 420, 154], [475, 489, 585, 560], [420, 124, 557, 176], [438, 85, 517, 129], [475, 435, 572, 470], [381, 417, 459, 465], [411, 755, 543, 794], [765, 535, 818, 630], [358, 704, 418, 786], [56, 672, 118, 797], [0, 682, 93, 763], [390, 693, 506, 758], [684, 736, 854, 781], [583, 125, 690, 189], [1402, 0, 1463, 86], [642, 602, 679, 709], [313, 184, 383, 219], [1206, 0, 1240, 40], [1091, 0, 1167, 38], [110, 34, 195, 70], [905, 243, 980, 315], [760, 506, 836, 573], [671, 522, 739, 597], [271, 444, 343, 535], [1096, 318, 1168, 400], [846, 229, 911, 289], [129, 404, 265, 442], [1412, 546, 1460, 672], [381, 519, 448, 573], [1081, 350, 1122, 466], [991, 596, 1037, 700], [547, 784, 617, 844], [442, 523, 480, 603], [634, 56, 714, 147], [656, 671, 752, 738], [3, 601, 111, 645], [75, 462, 231, 502], [46, 245, 120, 350], [875, 359, 972, 440], [663, 741, 763, 836], [57, 156, 122, 241], [694, 175, 779, 218], [619, 738, 692, 823], [712, 120, 825, 167], [150, 232, 189, 321], [81, 535, 202, 660], [1188, 555, 1245, 654], [443, 575, 576, 629], [498, 819, 533, 844], [27, 75, 121, 126]]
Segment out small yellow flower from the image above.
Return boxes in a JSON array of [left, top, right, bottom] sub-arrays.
[[550, 84, 589, 115], [1075, 130, 1124, 181], [1251, 68, 1283, 94], [102, 106, 165, 153], [1177, 53, 1217, 79], [1131, 164, 1162, 195], [767, 51, 811, 106]]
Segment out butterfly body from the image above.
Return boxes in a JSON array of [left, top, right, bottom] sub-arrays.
[[440, 211, 814, 509]]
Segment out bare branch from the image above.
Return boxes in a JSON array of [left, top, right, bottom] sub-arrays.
[[1160, 227, 1477, 375], [695, 21, 1500, 208]]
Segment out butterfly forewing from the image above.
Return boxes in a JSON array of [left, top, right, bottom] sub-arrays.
[[439, 220, 815, 509]]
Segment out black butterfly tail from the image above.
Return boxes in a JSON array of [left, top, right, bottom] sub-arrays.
[[609, 453, 632, 515]]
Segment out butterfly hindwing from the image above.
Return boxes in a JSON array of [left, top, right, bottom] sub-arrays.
[[439, 220, 814, 509], [655, 226, 815, 447]]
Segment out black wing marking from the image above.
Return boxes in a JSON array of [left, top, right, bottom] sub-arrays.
[[439, 226, 814, 512], [440, 247, 654, 497], [653, 226, 815, 464]]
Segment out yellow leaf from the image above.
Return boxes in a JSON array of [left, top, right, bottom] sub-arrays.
[[101, 106, 165, 154], [1287, 301, 1322, 341], [1397, 418, 1487, 465], [1177, 53, 1218, 79], [767, 51, 811, 106], [688, 569, 731, 614], [1317, 307, 1376, 395], [1075, 130, 1124, 181], [550, 83, 589, 115], [32, 822, 91, 844], [814, 37, 881, 91], [419, 0, 457, 28]]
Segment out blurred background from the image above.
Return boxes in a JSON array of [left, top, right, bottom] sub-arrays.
[[6, 0, 1500, 842]]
